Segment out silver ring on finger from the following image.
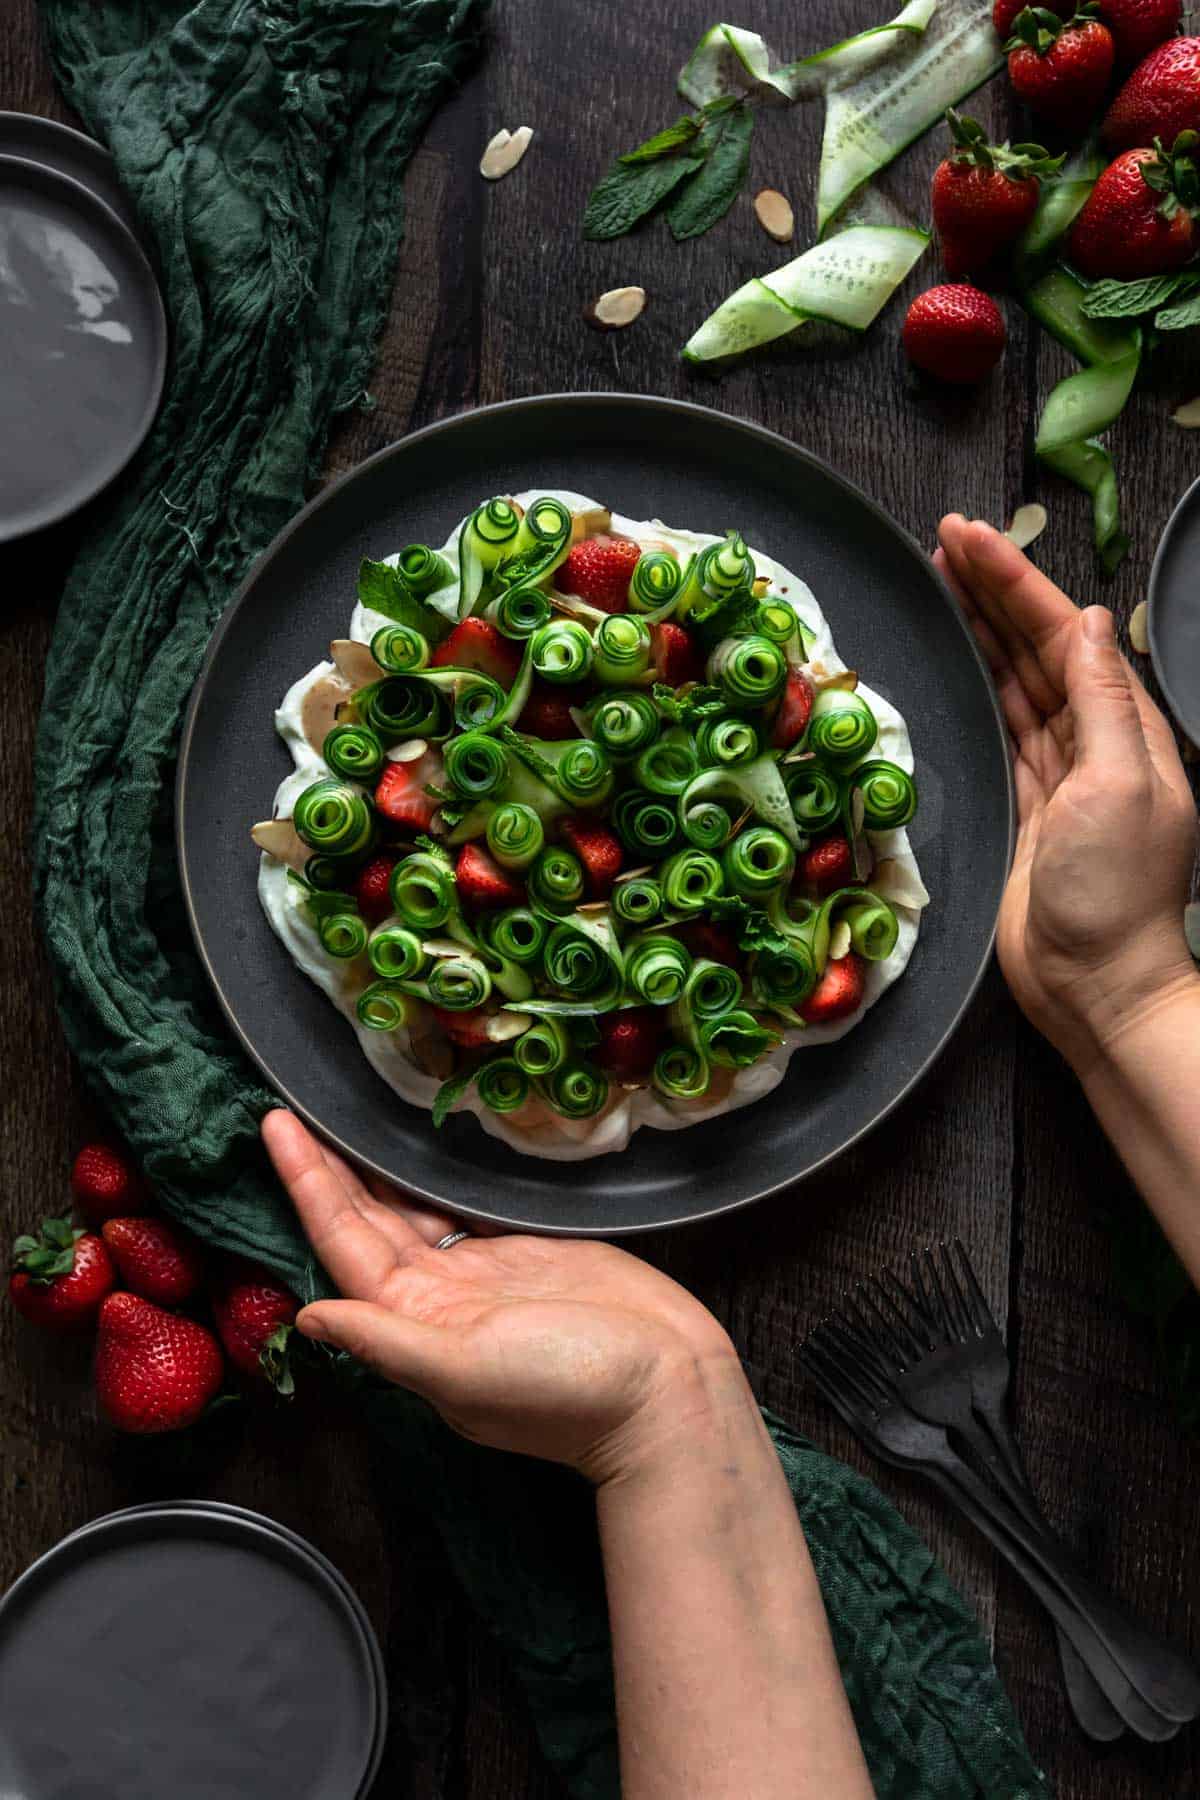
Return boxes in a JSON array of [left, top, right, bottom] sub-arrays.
[[435, 1230, 472, 1251]]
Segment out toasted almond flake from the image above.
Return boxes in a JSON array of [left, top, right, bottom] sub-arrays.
[[578, 901, 610, 914], [728, 802, 755, 839], [301, 672, 354, 752], [330, 638, 383, 687], [1186, 902, 1200, 961], [782, 748, 814, 766], [549, 590, 607, 625], [1004, 503, 1047, 550], [251, 818, 308, 870], [1172, 396, 1200, 428], [569, 507, 612, 543], [852, 833, 874, 884], [754, 188, 795, 243], [584, 286, 647, 331], [480, 125, 533, 180], [387, 738, 429, 763], [613, 865, 654, 883], [809, 658, 828, 678], [851, 789, 866, 837], [485, 1013, 531, 1043], [812, 667, 859, 693], [751, 576, 770, 597], [829, 920, 852, 961], [640, 538, 679, 558], [1129, 600, 1150, 655], [871, 857, 931, 911], [421, 937, 464, 958]]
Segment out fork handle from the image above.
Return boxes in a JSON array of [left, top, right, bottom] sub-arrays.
[[929, 1440, 1200, 1724]]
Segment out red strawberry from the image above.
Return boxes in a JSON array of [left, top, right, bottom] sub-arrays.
[[430, 618, 521, 685], [517, 679, 585, 739], [354, 854, 398, 924], [931, 112, 1062, 277], [212, 1258, 298, 1392], [994, 0, 1071, 38], [651, 621, 704, 688], [455, 842, 525, 909], [1098, 0, 1180, 65], [431, 1006, 496, 1049], [769, 668, 816, 749], [10, 1220, 114, 1333], [374, 760, 437, 831], [101, 1216, 204, 1307], [94, 1292, 225, 1434], [1105, 37, 1200, 147], [70, 1141, 145, 1228], [595, 1007, 663, 1083], [559, 817, 622, 899], [558, 534, 642, 613], [1006, 10, 1115, 130], [681, 921, 743, 968], [1069, 138, 1197, 277], [798, 834, 855, 896], [800, 952, 866, 1025], [902, 284, 1007, 384]]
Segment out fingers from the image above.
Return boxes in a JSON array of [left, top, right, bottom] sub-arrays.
[[261, 1110, 415, 1298], [296, 1298, 463, 1403], [1064, 607, 1149, 775], [947, 521, 1074, 716]]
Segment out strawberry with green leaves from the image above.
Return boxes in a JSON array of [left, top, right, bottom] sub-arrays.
[[212, 1258, 298, 1393], [932, 112, 1063, 277], [10, 1218, 115, 1333], [1006, 8, 1116, 130], [1070, 133, 1199, 276]]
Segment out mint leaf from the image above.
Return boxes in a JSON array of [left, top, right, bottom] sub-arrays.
[[652, 682, 725, 727], [1155, 289, 1200, 330], [688, 585, 760, 651], [620, 115, 702, 164], [433, 1065, 478, 1128], [1080, 273, 1198, 319], [665, 104, 754, 242], [357, 559, 451, 643], [583, 152, 705, 241]]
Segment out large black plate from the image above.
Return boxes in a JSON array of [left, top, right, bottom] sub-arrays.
[[178, 395, 1014, 1235], [1147, 473, 1200, 746]]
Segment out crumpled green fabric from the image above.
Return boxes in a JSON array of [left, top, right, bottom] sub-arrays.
[[33, 3, 1047, 1794]]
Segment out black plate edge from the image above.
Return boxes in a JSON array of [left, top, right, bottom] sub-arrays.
[[1147, 469, 1200, 745], [175, 392, 1017, 1237]]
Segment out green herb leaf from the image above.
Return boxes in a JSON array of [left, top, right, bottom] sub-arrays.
[[688, 585, 760, 650], [652, 682, 725, 727], [736, 907, 792, 958], [432, 1065, 478, 1127], [1080, 273, 1198, 318], [619, 114, 702, 164], [1155, 289, 1200, 330], [583, 151, 706, 240], [357, 559, 451, 642], [498, 726, 561, 790], [665, 103, 755, 241]]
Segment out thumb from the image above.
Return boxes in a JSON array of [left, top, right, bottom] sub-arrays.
[[1065, 606, 1147, 773], [297, 1299, 461, 1402]]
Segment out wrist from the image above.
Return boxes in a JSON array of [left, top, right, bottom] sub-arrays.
[[586, 1337, 757, 1490], [1069, 958, 1200, 1083]]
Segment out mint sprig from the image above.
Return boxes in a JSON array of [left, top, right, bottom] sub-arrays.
[[583, 97, 753, 242]]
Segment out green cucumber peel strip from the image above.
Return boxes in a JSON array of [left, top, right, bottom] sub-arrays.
[[677, 4, 937, 111], [681, 755, 801, 849]]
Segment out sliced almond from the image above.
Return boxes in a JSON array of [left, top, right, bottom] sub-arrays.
[[301, 672, 353, 753], [751, 576, 771, 597], [1129, 599, 1150, 655], [870, 857, 931, 911], [421, 937, 465, 958], [613, 865, 654, 883], [569, 506, 612, 543], [812, 666, 859, 693], [1005, 503, 1047, 550], [251, 818, 308, 871], [584, 286, 647, 331], [549, 590, 608, 625], [484, 1013, 531, 1043], [639, 538, 679, 559], [850, 789, 866, 837], [1172, 396, 1200, 427], [753, 188, 794, 243], [386, 738, 429, 763], [480, 125, 533, 181], [330, 638, 383, 687], [829, 920, 852, 962]]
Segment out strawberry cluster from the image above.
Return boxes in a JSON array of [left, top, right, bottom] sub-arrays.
[[9, 1142, 298, 1433]]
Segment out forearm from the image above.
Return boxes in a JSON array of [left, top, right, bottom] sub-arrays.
[[1076, 974, 1200, 1290], [596, 1354, 872, 1800]]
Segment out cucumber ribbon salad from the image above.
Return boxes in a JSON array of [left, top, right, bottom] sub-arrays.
[[253, 493, 930, 1162]]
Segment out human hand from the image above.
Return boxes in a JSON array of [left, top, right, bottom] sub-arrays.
[[936, 516, 1198, 1071], [261, 1110, 741, 1483]]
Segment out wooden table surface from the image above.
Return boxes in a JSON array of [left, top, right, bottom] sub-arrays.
[[3, 3, 1199, 1795]]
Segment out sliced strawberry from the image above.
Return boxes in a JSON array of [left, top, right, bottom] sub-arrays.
[[558, 534, 642, 613], [455, 843, 525, 910], [517, 679, 585, 739], [680, 921, 742, 969], [800, 952, 865, 1025], [430, 618, 522, 685], [769, 668, 815, 749], [798, 834, 854, 896], [651, 621, 704, 688], [559, 817, 622, 899], [595, 1007, 664, 1082], [375, 761, 437, 831], [431, 1006, 494, 1049], [353, 854, 398, 924]]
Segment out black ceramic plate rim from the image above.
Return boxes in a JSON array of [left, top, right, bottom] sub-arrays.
[[1147, 470, 1200, 744], [0, 152, 167, 542], [176, 393, 1015, 1235], [0, 110, 136, 232], [2, 1504, 383, 1798]]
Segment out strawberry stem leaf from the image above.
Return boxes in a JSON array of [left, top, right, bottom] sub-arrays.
[[259, 1323, 296, 1398], [12, 1216, 85, 1284]]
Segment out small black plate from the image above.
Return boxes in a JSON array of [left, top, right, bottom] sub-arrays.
[[0, 153, 166, 541], [177, 394, 1015, 1235], [1148, 473, 1200, 745], [0, 110, 138, 236], [0, 1506, 383, 1799]]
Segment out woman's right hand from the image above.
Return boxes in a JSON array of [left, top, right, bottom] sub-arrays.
[[936, 516, 1198, 1074]]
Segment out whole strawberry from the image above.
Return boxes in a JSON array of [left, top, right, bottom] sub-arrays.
[[1069, 135, 1198, 275], [902, 284, 1007, 384], [10, 1218, 114, 1333], [94, 1292, 225, 1434], [1098, 0, 1180, 66], [1105, 36, 1200, 148], [932, 111, 1064, 277], [558, 535, 642, 613], [212, 1258, 298, 1393], [1006, 8, 1116, 130], [70, 1141, 146, 1228], [101, 1215, 205, 1306]]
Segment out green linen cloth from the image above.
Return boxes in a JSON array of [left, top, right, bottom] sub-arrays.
[[33, 2, 1046, 1793]]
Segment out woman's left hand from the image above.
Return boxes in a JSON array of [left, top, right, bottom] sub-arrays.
[[262, 1109, 739, 1483]]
